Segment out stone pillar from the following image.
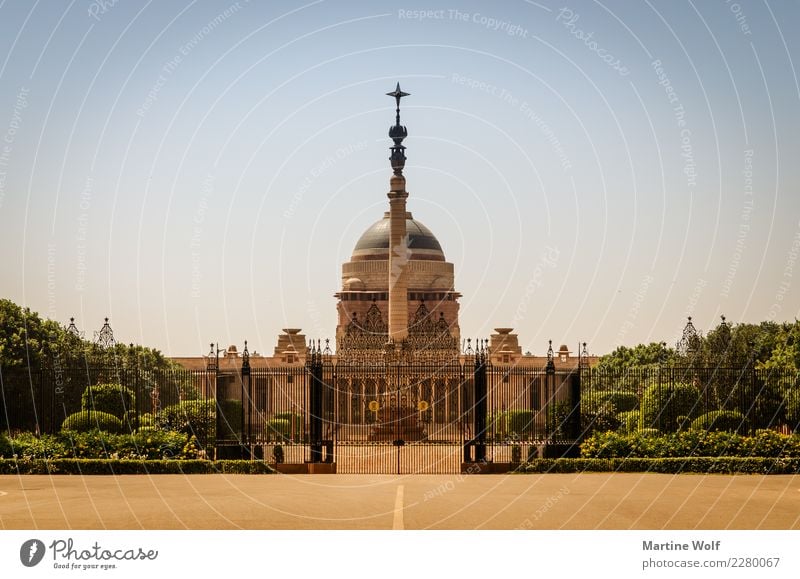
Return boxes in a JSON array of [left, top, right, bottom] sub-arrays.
[[387, 176, 409, 342]]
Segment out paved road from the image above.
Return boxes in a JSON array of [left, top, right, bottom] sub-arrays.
[[1, 473, 798, 530]]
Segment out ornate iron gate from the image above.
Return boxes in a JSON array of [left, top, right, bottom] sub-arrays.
[[219, 342, 582, 473], [331, 358, 465, 474]]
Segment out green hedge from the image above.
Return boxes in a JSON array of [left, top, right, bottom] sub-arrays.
[[4, 430, 193, 460], [62, 411, 124, 433], [516, 457, 800, 474], [0, 458, 275, 475], [81, 383, 135, 419], [580, 430, 800, 459], [690, 410, 747, 433]]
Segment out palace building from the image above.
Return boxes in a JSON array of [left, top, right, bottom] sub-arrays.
[[172, 84, 595, 372], [166, 86, 595, 473]]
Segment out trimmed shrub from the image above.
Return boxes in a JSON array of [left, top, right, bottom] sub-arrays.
[[81, 383, 135, 419], [582, 394, 621, 434], [159, 399, 215, 444], [62, 411, 124, 433], [617, 410, 640, 434], [0, 459, 275, 475], [691, 410, 747, 433], [640, 381, 701, 432], [265, 419, 291, 441], [274, 412, 303, 433], [506, 410, 534, 439], [601, 391, 639, 413]]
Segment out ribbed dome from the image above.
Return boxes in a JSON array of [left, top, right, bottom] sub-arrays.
[[352, 212, 444, 261]]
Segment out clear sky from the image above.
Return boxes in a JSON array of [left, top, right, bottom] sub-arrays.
[[1, 0, 798, 357]]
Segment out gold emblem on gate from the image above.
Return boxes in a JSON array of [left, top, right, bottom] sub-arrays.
[[417, 400, 429, 412], [368, 400, 380, 412]]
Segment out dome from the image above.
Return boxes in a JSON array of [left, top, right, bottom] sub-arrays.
[[344, 277, 364, 290], [352, 212, 444, 261]]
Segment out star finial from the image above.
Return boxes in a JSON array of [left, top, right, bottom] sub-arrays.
[[386, 82, 410, 108], [386, 83, 410, 177], [386, 82, 410, 126]]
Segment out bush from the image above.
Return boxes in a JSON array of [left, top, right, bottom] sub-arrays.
[[62, 411, 124, 434], [9, 430, 193, 460], [640, 381, 701, 432], [159, 400, 215, 445], [137, 413, 156, 430], [601, 391, 639, 412], [742, 429, 800, 458], [182, 435, 202, 459], [506, 410, 534, 439], [785, 389, 800, 431], [0, 459, 275, 475], [745, 380, 785, 430], [617, 410, 640, 434], [265, 419, 291, 441], [638, 428, 660, 437], [81, 383, 135, 419], [516, 457, 800, 475], [582, 393, 622, 434], [691, 410, 747, 433], [7, 432, 68, 459], [580, 430, 800, 459], [0, 432, 12, 457], [274, 412, 304, 441], [108, 430, 189, 459]]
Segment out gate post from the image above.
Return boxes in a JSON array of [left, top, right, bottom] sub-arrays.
[[569, 370, 581, 441], [308, 341, 323, 463], [545, 340, 555, 443], [473, 340, 488, 463], [241, 341, 255, 459]]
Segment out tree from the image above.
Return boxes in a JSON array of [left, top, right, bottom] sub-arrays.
[[0, 298, 181, 372], [757, 320, 800, 373], [696, 320, 782, 369], [596, 342, 676, 373]]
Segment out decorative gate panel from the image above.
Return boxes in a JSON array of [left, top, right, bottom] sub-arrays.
[[332, 361, 464, 474]]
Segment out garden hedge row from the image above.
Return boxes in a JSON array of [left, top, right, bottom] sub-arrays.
[[0, 458, 275, 475], [516, 457, 800, 474], [580, 429, 800, 459]]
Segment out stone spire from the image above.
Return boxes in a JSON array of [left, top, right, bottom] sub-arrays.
[[386, 82, 410, 343]]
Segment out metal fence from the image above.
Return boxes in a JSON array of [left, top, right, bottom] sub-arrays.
[[3, 361, 797, 473], [0, 365, 218, 448], [580, 366, 800, 436]]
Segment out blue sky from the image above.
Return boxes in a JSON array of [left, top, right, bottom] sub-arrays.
[[0, 0, 798, 356]]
